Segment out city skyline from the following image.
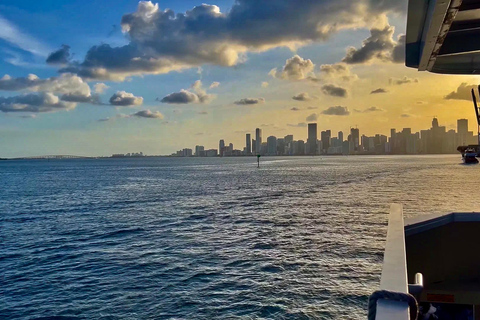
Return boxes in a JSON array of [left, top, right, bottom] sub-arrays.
[[173, 116, 478, 157], [1, 1, 480, 158]]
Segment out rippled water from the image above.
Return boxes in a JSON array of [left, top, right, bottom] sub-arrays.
[[1, 155, 478, 319]]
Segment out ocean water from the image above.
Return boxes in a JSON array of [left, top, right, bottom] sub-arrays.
[[1, 155, 479, 319]]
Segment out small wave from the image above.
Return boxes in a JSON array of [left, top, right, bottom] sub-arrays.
[[97, 227, 145, 239]]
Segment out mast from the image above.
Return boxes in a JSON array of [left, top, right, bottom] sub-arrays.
[[471, 88, 480, 145]]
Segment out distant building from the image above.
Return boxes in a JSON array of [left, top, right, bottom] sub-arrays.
[[307, 123, 317, 155], [338, 131, 343, 143], [267, 136, 277, 155], [349, 128, 359, 154], [255, 128, 262, 155], [457, 119, 468, 145], [219, 139, 225, 156], [195, 145, 204, 156], [246, 133, 251, 155], [321, 130, 331, 154]]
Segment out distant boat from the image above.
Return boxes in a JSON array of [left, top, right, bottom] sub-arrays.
[[462, 148, 478, 164]]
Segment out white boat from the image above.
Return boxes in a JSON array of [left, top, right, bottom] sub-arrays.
[[370, 0, 480, 318]]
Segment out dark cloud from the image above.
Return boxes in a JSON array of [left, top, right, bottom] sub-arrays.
[[370, 88, 387, 94], [60, 93, 100, 103], [321, 106, 350, 116], [321, 84, 347, 97], [59, 1, 404, 80], [306, 113, 318, 121], [287, 122, 308, 127], [342, 22, 404, 64], [0, 74, 44, 91], [401, 113, 411, 118], [234, 97, 265, 105], [46, 45, 71, 65], [109, 91, 143, 106], [291, 107, 300, 111], [159, 80, 214, 104], [271, 55, 314, 80], [131, 109, 164, 119], [161, 90, 201, 104], [0, 92, 75, 113], [292, 92, 311, 101], [389, 76, 419, 85], [444, 83, 477, 101]]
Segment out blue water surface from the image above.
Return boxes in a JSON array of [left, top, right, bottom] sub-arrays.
[[1, 155, 478, 319]]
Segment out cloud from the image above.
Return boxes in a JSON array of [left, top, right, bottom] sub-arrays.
[[160, 80, 214, 104], [209, 81, 220, 89], [321, 84, 347, 97], [131, 109, 164, 119], [321, 106, 350, 116], [306, 113, 318, 121], [307, 106, 317, 110], [389, 76, 419, 85], [56, 1, 405, 80], [161, 90, 199, 104], [0, 92, 75, 113], [287, 122, 307, 127], [234, 97, 265, 105], [370, 88, 387, 94], [261, 82, 269, 88], [342, 21, 405, 64], [292, 92, 312, 101], [270, 55, 314, 80], [444, 83, 477, 101], [401, 113, 411, 118], [0, 15, 51, 56], [0, 73, 98, 103], [291, 107, 300, 111], [319, 63, 358, 82], [354, 106, 384, 113], [109, 91, 143, 106], [94, 83, 109, 94], [46, 45, 71, 65]]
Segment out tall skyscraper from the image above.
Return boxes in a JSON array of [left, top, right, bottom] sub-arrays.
[[321, 130, 331, 154], [350, 128, 359, 153], [246, 134, 251, 155], [458, 119, 468, 135], [255, 128, 262, 155], [219, 139, 225, 156], [338, 131, 343, 143], [307, 123, 317, 155]]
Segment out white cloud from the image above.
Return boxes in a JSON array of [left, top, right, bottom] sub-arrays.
[[109, 91, 143, 106], [0, 15, 51, 56]]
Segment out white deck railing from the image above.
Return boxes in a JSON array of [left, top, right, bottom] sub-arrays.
[[375, 204, 410, 320]]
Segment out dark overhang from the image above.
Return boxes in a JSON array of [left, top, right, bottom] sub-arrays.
[[406, 0, 480, 74]]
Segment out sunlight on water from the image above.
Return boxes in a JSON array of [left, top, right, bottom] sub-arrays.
[[0, 155, 478, 319]]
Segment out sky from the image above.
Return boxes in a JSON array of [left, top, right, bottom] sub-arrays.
[[0, 0, 479, 157]]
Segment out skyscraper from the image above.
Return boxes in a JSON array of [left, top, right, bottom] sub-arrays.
[[219, 139, 225, 156], [350, 128, 359, 153], [267, 136, 277, 155], [307, 123, 317, 155], [338, 131, 343, 143], [457, 119, 468, 146], [321, 130, 331, 154], [255, 128, 262, 155], [246, 133, 251, 155]]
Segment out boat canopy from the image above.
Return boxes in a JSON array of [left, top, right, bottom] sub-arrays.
[[406, 0, 480, 74]]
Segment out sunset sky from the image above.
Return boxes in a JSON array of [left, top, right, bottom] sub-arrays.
[[0, 0, 479, 157]]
